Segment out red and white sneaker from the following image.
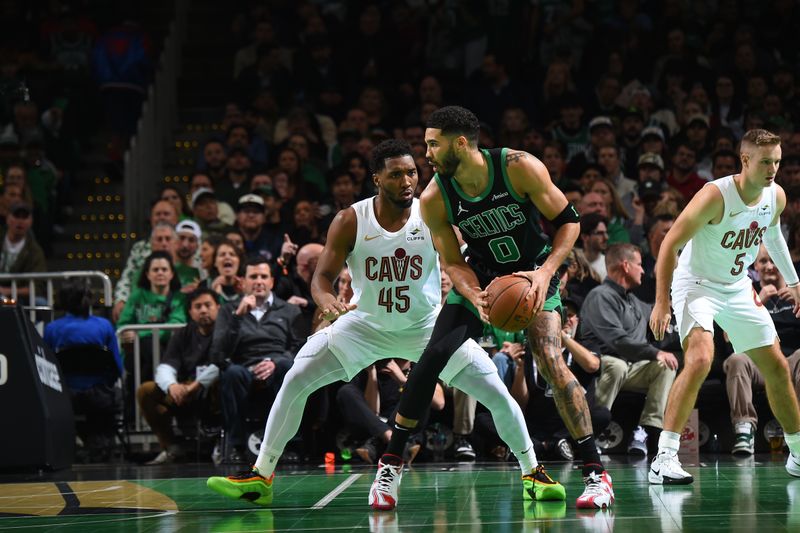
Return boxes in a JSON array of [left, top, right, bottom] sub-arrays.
[[369, 458, 403, 510], [576, 471, 614, 509]]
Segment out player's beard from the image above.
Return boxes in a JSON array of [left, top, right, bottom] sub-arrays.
[[434, 147, 461, 180]]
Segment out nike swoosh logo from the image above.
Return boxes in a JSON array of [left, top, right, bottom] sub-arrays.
[[365, 234, 382, 241], [651, 468, 660, 476], [729, 211, 744, 217]]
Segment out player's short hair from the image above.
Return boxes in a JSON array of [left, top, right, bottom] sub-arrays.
[[369, 139, 414, 174], [605, 243, 641, 270], [426, 106, 480, 145], [741, 129, 781, 148]]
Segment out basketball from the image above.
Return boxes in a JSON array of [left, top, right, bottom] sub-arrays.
[[485, 275, 535, 331]]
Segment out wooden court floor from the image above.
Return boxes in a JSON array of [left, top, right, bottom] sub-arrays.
[[0, 455, 798, 531]]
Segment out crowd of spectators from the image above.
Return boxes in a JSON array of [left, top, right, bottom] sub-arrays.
[[13, 1, 800, 463]]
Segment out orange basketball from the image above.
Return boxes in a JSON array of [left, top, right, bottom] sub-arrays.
[[485, 275, 535, 331]]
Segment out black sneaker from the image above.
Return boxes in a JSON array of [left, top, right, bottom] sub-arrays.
[[454, 435, 476, 461]]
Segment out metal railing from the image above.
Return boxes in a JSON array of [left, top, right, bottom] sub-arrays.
[[116, 323, 186, 431], [0, 271, 113, 323], [123, 0, 188, 246]]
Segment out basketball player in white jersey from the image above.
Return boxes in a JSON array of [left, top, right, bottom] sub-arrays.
[[207, 139, 566, 509], [649, 129, 800, 484]]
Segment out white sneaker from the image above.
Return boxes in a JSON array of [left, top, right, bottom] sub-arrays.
[[732, 422, 755, 456], [649, 452, 693, 485], [369, 458, 403, 510], [575, 471, 614, 509], [145, 449, 176, 465], [627, 426, 648, 456], [786, 452, 800, 477]]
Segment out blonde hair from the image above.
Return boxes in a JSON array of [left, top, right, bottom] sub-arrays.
[[741, 129, 781, 148], [588, 177, 631, 220]]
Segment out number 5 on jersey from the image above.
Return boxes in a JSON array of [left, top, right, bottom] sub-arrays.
[[378, 286, 410, 313]]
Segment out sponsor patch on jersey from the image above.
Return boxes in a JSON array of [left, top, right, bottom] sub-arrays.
[[406, 225, 425, 242]]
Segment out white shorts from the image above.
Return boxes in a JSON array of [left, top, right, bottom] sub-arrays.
[[672, 275, 777, 353], [317, 312, 496, 384]]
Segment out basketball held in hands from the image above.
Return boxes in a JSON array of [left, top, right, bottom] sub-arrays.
[[485, 275, 535, 331]]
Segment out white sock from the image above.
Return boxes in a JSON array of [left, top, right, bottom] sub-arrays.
[[657, 430, 681, 455], [255, 448, 281, 478], [516, 445, 538, 473], [785, 431, 800, 456]]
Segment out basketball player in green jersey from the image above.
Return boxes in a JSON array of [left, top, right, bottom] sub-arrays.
[[373, 106, 614, 509]]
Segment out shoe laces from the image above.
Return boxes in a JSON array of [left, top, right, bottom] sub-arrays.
[[375, 462, 400, 493], [582, 471, 608, 495], [527, 464, 556, 484], [229, 467, 265, 481]]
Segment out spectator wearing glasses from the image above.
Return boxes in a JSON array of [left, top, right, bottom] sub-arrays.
[[579, 213, 610, 281]]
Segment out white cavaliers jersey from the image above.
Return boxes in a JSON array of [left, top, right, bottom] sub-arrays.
[[676, 175, 777, 285], [346, 197, 441, 330]]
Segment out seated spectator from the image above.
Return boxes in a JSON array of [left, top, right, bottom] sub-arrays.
[[113, 200, 178, 321], [216, 146, 253, 207], [174, 220, 202, 291], [0, 183, 24, 226], [579, 212, 609, 280], [191, 187, 233, 238], [206, 239, 246, 303], [137, 287, 221, 464], [209, 258, 304, 463], [118, 251, 187, 385], [724, 246, 800, 455], [341, 359, 445, 464], [288, 200, 323, 247], [633, 214, 675, 304], [224, 228, 245, 254], [561, 248, 601, 301], [199, 234, 222, 276], [160, 185, 191, 222], [44, 280, 123, 461], [666, 140, 707, 202], [273, 242, 323, 338], [711, 149, 740, 180], [189, 172, 235, 226], [588, 177, 642, 245], [0, 201, 46, 300], [197, 139, 227, 182], [236, 193, 284, 262], [578, 243, 678, 455], [319, 168, 357, 231]]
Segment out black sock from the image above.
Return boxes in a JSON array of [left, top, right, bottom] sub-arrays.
[[643, 425, 661, 456], [576, 435, 604, 477], [384, 421, 414, 459]]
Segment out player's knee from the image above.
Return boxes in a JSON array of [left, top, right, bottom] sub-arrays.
[[685, 351, 713, 376]]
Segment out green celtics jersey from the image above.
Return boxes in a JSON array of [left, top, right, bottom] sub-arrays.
[[434, 148, 552, 280]]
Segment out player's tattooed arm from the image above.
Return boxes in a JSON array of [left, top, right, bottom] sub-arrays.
[[505, 151, 527, 165]]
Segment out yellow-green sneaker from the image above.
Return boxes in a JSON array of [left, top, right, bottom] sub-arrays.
[[522, 464, 566, 501], [207, 468, 274, 506]]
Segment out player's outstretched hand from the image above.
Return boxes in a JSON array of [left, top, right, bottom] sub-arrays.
[[320, 301, 357, 321], [649, 300, 672, 341]]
